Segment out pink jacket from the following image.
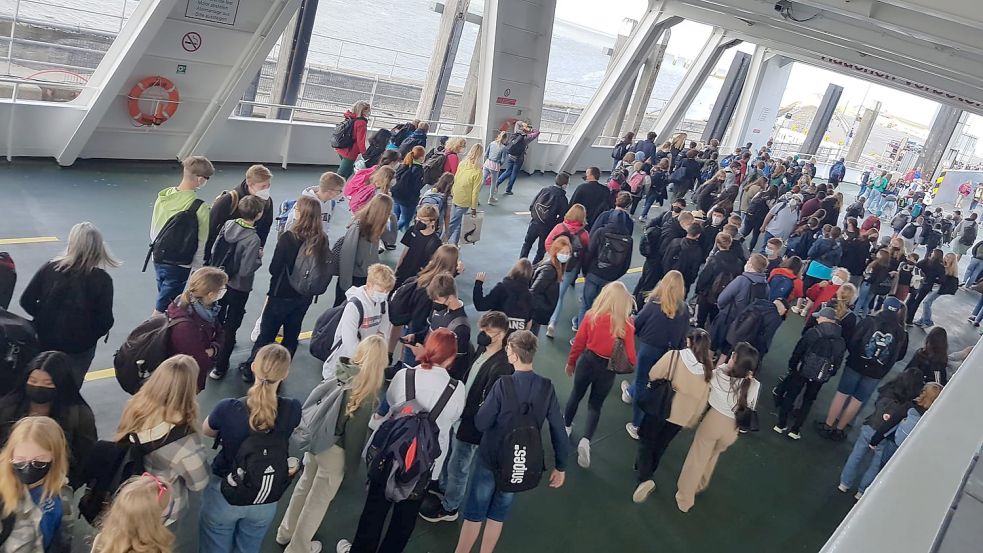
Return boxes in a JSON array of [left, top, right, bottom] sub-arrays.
[[344, 167, 376, 213]]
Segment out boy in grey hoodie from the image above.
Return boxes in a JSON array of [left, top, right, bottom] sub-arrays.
[[322, 264, 396, 379], [210, 195, 265, 380]]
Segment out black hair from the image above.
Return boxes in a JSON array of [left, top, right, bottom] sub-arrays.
[[0, 351, 88, 421], [368, 129, 392, 150], [921, 327, 949, 367]]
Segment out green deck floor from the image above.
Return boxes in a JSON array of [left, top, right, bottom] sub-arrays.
[[1, 159, 978, 553]]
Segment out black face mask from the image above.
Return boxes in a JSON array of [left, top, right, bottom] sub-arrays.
[[476, 331, 492, 347], [672, 206, 683, 214], [13, 461, 51, 486], [25, 385, 55, 405], [432, 302, 448, 313]]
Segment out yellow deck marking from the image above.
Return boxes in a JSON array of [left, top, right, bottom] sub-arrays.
[[576, 266, 641, 284], [0, 236, 58, 245], [514, 211, 531, 215]]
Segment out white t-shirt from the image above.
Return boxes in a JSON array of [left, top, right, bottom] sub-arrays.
[[765, 202, 798, 240], [708, 366, 760, 418]]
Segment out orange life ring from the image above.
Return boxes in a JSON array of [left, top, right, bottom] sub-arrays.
[[127, 76, 180, 126]]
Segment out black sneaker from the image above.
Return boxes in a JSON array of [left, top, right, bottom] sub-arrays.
[[239, 364, 255, 384], [209, 368, 227, 381], [504, 191, 514, 196], [829, 429, 847, 442], [419, 506, 458, 523]]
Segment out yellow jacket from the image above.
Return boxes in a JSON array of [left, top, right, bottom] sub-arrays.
[[451, 162, 483, 210]]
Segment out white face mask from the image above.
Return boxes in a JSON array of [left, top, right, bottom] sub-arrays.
[[832, 276, 845, 286], [557, 253, 571, 263], [767, 248, 778, 257], [712, 216, 724, 225], [254, 188, 271, 200], [197, 176, 208, 189], [370, 291, 388, 303], [214, 288, 227, 301], [744, 264, 754, 273]]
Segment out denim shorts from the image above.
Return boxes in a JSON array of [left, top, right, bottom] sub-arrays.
[[836, 366, 880, 402], [462, 458, 514, 523]]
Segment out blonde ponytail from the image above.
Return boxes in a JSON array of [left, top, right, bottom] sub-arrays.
[[246, 344, 291, 431]]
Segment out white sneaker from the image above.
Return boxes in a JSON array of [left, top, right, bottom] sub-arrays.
[[577, 438, 591, 468], [625, 422, 639, 440], [790, 306, 802, 315], [854, 491, 863, 500], [311, 542, 322, 553], [787, 431, 802, 440], [565, 425, 572, 437], [620, 381, 632, 404], [546, 325, 555, 338], [837, 483, 850, 493], [336, 540, 351, 553], [773, 425, 787, 434], [250, 316, 262, 342], [368, 413, 385, 431], [632, 480, 656, 503]]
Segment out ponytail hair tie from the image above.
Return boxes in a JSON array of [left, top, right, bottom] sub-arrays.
[[259, 378, 272, 385]]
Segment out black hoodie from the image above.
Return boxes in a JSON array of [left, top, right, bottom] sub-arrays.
[[455, 347, 514, 444], [473, 277, 534, 329], [205, 181, 273, 264]]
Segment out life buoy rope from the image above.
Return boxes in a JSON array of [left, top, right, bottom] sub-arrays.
[[127, 76, 180, 126]]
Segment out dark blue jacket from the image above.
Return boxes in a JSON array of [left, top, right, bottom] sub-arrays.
[[634, 300, 690, 350]]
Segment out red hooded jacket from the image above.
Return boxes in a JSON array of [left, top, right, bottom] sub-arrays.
[[335, 111, 368, 161]]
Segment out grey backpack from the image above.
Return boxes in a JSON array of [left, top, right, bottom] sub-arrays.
[[292, 377, 347, 454], [287, 238, 332, 296]]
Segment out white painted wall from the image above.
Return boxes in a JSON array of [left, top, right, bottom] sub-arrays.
[[735, 55, 792, 148]]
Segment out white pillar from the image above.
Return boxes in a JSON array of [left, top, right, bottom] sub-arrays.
[[454, 24, 483, 134], [625, 29, 670, 136], [721, 45, 767, 150], [416, 0, 471, 125]]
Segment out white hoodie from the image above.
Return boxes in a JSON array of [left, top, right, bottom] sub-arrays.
[[286, 186, 337, 235], [322, 285, 392, 379]]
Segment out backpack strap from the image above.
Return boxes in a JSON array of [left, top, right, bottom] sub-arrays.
[[428, 378, 459, 422], [406, 368, 416, 403], [327, 298, 365, 358]]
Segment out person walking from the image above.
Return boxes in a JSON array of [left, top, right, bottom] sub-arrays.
[[391, 146, 427, 232], [904, 249, 944, 326], [544, 205, 590, 337], [529, 237, 572, 335], [521, 173, 569, 263], [568, 167, 612, 228], [484, 132, 509, 204], [496, 121, 540, 195], [445, 143, 484, 245], [335, 194, 394, 306], [911, 252, 959, 328], [334, 101, 370, 178]]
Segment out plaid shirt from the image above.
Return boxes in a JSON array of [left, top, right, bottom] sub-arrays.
[[143, 430, 210, 526], [3, 483, 74, 553]]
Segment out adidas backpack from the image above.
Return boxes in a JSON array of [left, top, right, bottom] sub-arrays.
[[143, 199, 204, 271], [494, 376, 546, 493], [114, 314, 188, 394], [220, 398, 296, 506], [365, 369, 458, 502]]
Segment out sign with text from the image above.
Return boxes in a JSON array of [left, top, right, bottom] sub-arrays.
[[495, 97, 517, 106], [185, 0, 240, 25]]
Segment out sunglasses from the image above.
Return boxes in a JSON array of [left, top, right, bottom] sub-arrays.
[[11, 459, 50, 470], [143, 472, 169, 499]]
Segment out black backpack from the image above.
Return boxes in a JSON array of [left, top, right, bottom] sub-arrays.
[[365, 370, 458, 502], [961, 221, 978, 246], [114, 314, 189, 394], [143, 199, 205, 271], [703, 270, 736, 305], [331, 117, 361, 149], [310, 297, 365, 362], [611, 142, 630, 160], [494, 376, 547, 493], [220, 398, 295, 506], [798, 335, 842, 382], [727, 300, 767, 347], [639, 222, 661, 258], [388, 279, 419, 326], [901, 224, 917, 239], [422, 152, 448, 185], [507, 133, 527, 157], [531, 188, 560, 225], [596, 232, 632, 271], [0, 307, 38, 393], [209, 226, 242, 280], [0, 252, 14, 310], [78, 426, 192, 524]]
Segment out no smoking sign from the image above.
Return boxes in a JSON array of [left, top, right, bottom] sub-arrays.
[[182, 32, 202, 52]]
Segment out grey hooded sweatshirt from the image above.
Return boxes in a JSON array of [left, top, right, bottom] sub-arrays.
[[216, 219, 263, 292]]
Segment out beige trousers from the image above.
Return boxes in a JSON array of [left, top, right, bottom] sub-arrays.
[[276, 446, 346, 552], [675, 408, 738, 512]]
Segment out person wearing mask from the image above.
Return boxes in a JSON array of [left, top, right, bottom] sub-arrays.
[[388, 246, 463, 358], [528, 238, 571, 335], [496, 121, 540, 195], [419, 312, 512, 523], [208, 195, 265, 381], [164, 267, 226, 392], [112, 354, 209, 527], [819, 297, 909, 441], [404, 276, 472, 382], [521, 172, 570, 263], [575, 198, 634, 330], [451, 331, 568, 553], [391, 146, 428, 232], [568, 167, 613, 228], [417, 172, 455, 236], [633, 209, 693, 306], [394, 205, 442, 289], [674, 342, 760, 512], [321, 264, 396, 379], [396, 122, 428, 157], [0, 416, 73, 553], [692, 171, 724, 214], [775, 307, 847, 440], [632, 329, 714, 503], [911, 252, 959, 328], [544, 205, 590, 337], [238, 197, 327, 382], [90, 474, 174, 553], [337, 330, 465, 553], [277, 336, 388, 553], [694, 233, 744, 328], [764, 237, 784, 273], [0, 352, 96, 488], [660, 224, 704, 294], [473, 259, 534, 332], [622, 271, 690, 440], [904, 248, 945, 326], [204, 164, 274, 266], [445, 144, 484, 245], [564, 282, 637, 468], [759, 194, 802, 252], [149, 155, 214, 315], [200, 344, 301, 553], [639, 158, 671, 220], [19, 222, 118, 384], [699, 207, 727, 254], [709, 254, 769, 355], [798, 267, 849, 319], [335, 194, 394, 306], [334, 101, 370, 178], [484, 131, 510, 204]]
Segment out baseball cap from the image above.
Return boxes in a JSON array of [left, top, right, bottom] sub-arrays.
[[882, 296, 903, 312], [813, 307, 837, 320]]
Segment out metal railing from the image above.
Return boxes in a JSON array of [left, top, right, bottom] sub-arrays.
[[0, 75, 93, 161]]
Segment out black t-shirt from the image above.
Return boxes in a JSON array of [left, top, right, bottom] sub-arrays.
[[395, 225, 442, 283], [207, 397, 302, 477], [428, 304, 472, 381]]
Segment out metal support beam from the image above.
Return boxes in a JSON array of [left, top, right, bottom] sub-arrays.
[[239, 71, 262, 118], [649, 27, 736, 140], [844, 101, 880, 163], [454, 24, 483, 134], [269, 13, 298, 115], [277, 0, 320, 120], [624, 29, 670, 136], [416, 0, 470, 123], [721, 45, 768, 150], [601, 24, 637, 144], [915, 105, 963, 181], [556, 9, 682, 173], [702, 51, 751, 143], [801, 83, 843, 155]]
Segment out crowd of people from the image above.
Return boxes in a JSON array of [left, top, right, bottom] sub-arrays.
[[0, 103, 976, 553]]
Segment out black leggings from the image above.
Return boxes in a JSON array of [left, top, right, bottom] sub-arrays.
[[350, 478, 424, 553], [905, 285, 932, 323], [636, 417, 682, 481], [777, 373, 824, 433], [564, 350, 615, 440]]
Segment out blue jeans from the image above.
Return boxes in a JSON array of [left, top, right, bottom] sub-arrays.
[[153, 263, 191, 312], [915, 290, 940, 325], [963, 257, 983, 285], [440, 438, 478, 512], [972, 295, 983, 324], [576, 273, 607, 328], [497, 156, 523, 193], [445, 205, 470, 245], [462, 458, 515, 523], [629, 342, 669, 427], [858, 183, 868, 198], [483, 168, 500, 200], [854, 281, 873, 317], [199, 476, 278, 553], [548, 270, 578, 327], [393, 201, 416, 232], [866, 190, 883, 213], [758, 231, 776, 254], [839, 425, 885, 493]]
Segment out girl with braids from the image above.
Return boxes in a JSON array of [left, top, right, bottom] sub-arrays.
[[166, 266, 227, 391], [91, 475, 174, 553], [675, 342, 761, 512], [277, 336, 388, 553], [200, 344, 301, 553]]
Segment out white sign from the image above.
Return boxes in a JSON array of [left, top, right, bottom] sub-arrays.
[[186, 0, 240, 25]]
